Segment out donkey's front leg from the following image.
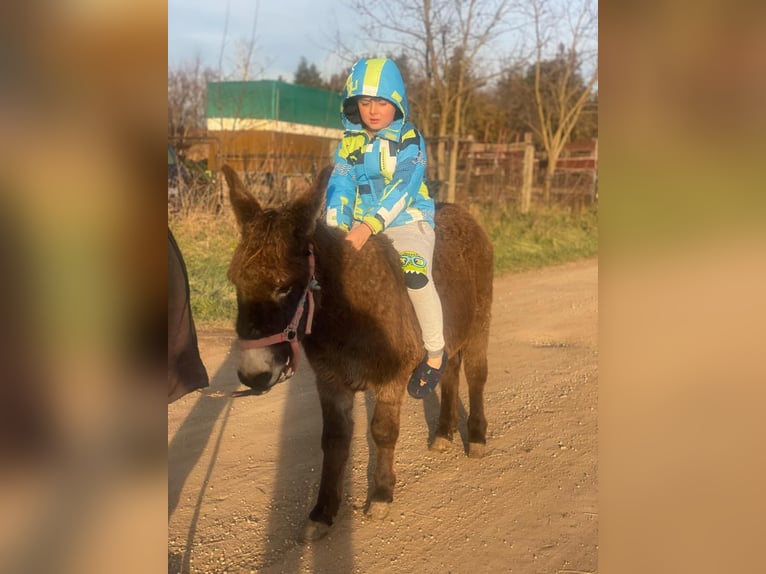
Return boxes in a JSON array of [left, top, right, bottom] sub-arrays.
[[366, 395, 402, 519], [303, 384, 354, 541]]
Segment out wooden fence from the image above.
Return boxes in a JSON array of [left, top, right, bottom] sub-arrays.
[[425, 135, 598, 209], [170, 131, 598, 211]]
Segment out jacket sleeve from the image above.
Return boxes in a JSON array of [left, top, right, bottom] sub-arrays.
[[325, 141, 356, 231], [361, 128, 428, 234]]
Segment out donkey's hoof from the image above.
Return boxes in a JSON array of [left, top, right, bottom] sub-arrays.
[[468, 442, 486, 458], [365, 500, 391, 520], [430, 435, 452, 452], [300, 519, 331, 542]]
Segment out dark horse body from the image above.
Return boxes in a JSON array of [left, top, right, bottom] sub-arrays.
[[168, 228, 209, 402], [224, 165, 493, 539]]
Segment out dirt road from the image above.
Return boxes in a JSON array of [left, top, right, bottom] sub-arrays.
[[168, 258, 598, 574]]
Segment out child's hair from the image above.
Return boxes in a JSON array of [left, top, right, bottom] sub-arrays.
[[343, 96, 404, 127], [342, 97, 362, 125]]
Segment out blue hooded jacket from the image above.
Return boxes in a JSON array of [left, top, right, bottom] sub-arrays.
[[325, 58, 433, 234]]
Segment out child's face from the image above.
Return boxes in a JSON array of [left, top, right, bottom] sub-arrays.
[[358, 97, 397, 132]]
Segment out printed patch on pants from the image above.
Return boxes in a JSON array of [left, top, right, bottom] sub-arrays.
[[400, 250, 429, 289]]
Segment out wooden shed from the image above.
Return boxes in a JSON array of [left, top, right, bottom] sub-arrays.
[[205, 80, 343, 177]]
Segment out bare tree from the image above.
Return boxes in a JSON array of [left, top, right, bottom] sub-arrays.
[[216, 0, 266, 82], [168, 57, 217, 147], [524, 0, 598, 205], [348, 0, 518, 202], [168, 0, 262, 147]]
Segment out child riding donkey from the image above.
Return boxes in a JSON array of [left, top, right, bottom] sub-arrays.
[[325, 57, 447, 398]]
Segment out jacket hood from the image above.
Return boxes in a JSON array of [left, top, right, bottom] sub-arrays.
[[340, 58, 409, 139]]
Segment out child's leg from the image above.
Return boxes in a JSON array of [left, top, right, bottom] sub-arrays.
[[383, 221, 445, 360]]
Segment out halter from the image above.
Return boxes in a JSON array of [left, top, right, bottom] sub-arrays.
[[238, 245, 318, 375]]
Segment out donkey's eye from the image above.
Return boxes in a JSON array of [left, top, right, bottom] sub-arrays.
[[274, 285, 292, 301]]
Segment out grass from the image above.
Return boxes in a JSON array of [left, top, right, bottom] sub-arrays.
[[171, 203, 598, 326], [482, 204, 599, 275], [170, 211, 240, 326]]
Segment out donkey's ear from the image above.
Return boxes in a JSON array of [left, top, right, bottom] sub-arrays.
[[222, 165, 261, 228], [293, 164, 333, 235]]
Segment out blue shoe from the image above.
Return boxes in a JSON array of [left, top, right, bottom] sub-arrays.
[[407, 351, 447, 399]]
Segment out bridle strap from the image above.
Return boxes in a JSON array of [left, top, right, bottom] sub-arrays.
[[238, 245, 318, 372]]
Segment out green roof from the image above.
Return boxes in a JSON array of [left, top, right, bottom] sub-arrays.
[[206, 80, 343, 129]]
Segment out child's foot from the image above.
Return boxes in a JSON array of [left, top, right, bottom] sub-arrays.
[[407, 350, 448, 399], [426, 354, 443, 371]]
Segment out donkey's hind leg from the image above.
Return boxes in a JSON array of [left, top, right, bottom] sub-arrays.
[[431, 352, 462, 452], [462, 334, 489, 458], [303, 383, 354, 540]]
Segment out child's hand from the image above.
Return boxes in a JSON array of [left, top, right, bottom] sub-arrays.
[[345, 224, 372, 251]]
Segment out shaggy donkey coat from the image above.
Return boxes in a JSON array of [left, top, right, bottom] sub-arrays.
[[224, 165, 493, 540]]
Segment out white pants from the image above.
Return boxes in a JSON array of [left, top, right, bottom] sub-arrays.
[[383, 221, 445, 359]]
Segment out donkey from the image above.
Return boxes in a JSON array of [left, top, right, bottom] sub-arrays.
[[223, 165, 493, 540]]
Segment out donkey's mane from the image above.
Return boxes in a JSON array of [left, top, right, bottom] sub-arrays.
[[229, 208, 300, 288]]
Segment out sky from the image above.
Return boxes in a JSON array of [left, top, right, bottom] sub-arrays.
[[168, 0, 597, 84], [168, 0, 360, 81]]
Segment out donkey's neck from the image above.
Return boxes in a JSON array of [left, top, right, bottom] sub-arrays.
[[303, 222, 422, 381], [307, 222, 415, 336]]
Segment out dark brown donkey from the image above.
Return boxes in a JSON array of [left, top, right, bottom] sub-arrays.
[[223, 165, 493, 540]]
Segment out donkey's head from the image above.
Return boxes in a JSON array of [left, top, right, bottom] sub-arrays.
[[223, 165, 331, 393]]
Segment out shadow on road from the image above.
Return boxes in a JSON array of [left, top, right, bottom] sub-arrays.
[[169, 343, 357, 573], [168, 338, 239, 574], [256, 349, 356, 574]]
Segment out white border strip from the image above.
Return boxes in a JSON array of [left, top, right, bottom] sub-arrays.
[[207, 118, 343, 139]]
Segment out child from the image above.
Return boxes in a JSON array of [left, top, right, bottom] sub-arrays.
[[325, 57, 446, 399]]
